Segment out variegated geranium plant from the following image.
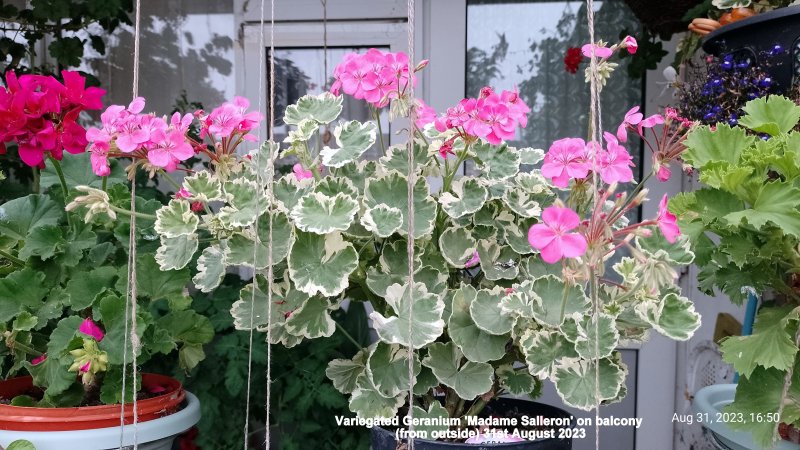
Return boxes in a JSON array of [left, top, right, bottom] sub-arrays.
[[146, 48, 701, 430]]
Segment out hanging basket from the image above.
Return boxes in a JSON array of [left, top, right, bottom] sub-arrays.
[[622, 0, 706, 35]]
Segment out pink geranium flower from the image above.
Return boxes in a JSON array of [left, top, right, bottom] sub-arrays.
[[89, 146, 111, 176], [293, 163, 313, 180], [147, 129, 194, 171], [78, 318, 105, 342], [541, 138, 590, 188], [415, 100, 437, 129], [638, 114, 665, 135], [656, 164, 671, 182], [622, 36, 638, 54], [616, 106, 644, 143], [79, 361, 91, 373], [581, 43, 613, 59], [31, 354, 47, 366], [175, 188, 191, 199], [657, 194, 681, 243], [438, 139, 455, 159], [528, 206, 588, 264], [599, 132, 634, 184], [464, 251, 480, 268]]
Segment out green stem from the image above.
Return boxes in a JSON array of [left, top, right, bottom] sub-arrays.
[[8, 339, 43, 357], [461, 398, 488, 424], [373, 109, 386, 154], [0, 249, 24, 267], [48, 157, 72, 228], [335, 322, 363, 349], [108, 205, 157, 221], [101, 175, 108, 192], [159, 170, 183, 191], [31, 166, 40, 194]]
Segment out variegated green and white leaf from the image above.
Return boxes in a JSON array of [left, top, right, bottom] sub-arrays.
[[414, 366, 439, 395], [226, 211, 293, 269], [561, 313, 619, 360], [273, 175, 314, 213], [283, 118, 319, 143], [440, 178, 488, 219], [193, 243, 228, 292], [380, 141, 428, 176], [361, 204, 403, 238], [366, 342, 421, 398], [500, 284, 539, 319], [439, 227, 477, 268], [290, 192, 359, 234], [520, 256, 562, 279], [553, 358, 626, 411], [520, 329, 578, 379], [349, 374, 405, 419], [471, 287, 515, 335], [477, 240, 519, 280], [502, 217, 536, 255], [182, 171, 223, 202], [288, 231, 358, 297], [519, 147, 545, 165], [320, 120, 377, 168], [219, 178, 267, 227], [155, 200, 198, 238], [314, 176, 358, 198], [421, 342, 494, 400], [155, 234, 198, 271], [449, 284, 508, 363], [635, 293, 701, 341], [370, 282, 445, 349], [336, 161, 377, 194], [412, 403, 450, 437], [502, 172, 553, 218], [284, 92, 343, 125], [364, 172, 437, 239], [326, 350, 367, 394], [497, 364, 537, 396], [473, 142, 520, 180], [285, 296, 336, 339], [527, 275, 590, 327], [635, 232, 695, 265], [231, 277, 307, 330]]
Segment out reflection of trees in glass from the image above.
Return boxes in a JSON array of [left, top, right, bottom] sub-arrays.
[[272, 56, 312, 126], [466, 34, 509, 95]]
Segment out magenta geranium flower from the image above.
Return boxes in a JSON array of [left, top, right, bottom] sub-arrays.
[[147, 129, 194, 171], [78, 318, 105, 342], [31, 354, 47, 366], [464, 251, 480, 268], [541, 138, 590, 188], [599, 132, 634, 184], [657, 194, 681, 243], [528, 206, 588, 264], [581, 43, 613, 59], [622, 36, 638, 54], [293, 163, 313, 180], [415, 100, 437, 129], [616, 106, 643, 143]]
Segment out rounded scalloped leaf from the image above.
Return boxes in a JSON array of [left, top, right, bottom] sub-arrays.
[[553, 357, 626, 411], [379, 142, 429, 176], [439, 227, 477, 268], [155, 234, 198, 271], [366, 342, 421, 398], [336, 160, 378, 194], [635, 231, 695, 265], [477, 240, 519, 281], [519, 147, 545, 165], [155, 200, 198, 238], [288, 231, 358, 297], [182, 171, 223, 203], [561, 313, 619, 360], [326, 350, 367, 395], [230, 276, 308, 330], [502, 217, 537, 255], [290, 192, 359, 234], [219, 178, 267, 228], [285, 296, 336, 339], [473, 142, 520, 180], [635, 292, 701, 341], [320, 120, 377, 168], [421, 341, 494, 400], [349, 374, 405, 419], [284, 92, 343, 125], [527, 275, 590, 327], [500, 284, 539, 319], [412, 402, 451, 437], [520, 329, 578, 379], [369, 282, 445, 349], [449, 284, 508, 363], [497, 364, 537, 396], [361, 204, 404, 238], [364, 172, 437, 239], [315, 176, 358, 198], [273, 175, 315, 213], [470, 288, 515, 335], [440, 178, 488, 219], [192, 243, 228, 293], [226, 211, 294, 269]]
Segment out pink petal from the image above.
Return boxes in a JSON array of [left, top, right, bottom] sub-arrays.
[[528, 224, 557, 250], [79, 318, 105, 342], [539, 240, 563, 264], [542, 206, 580, 230], [559, 233, 588, 258]]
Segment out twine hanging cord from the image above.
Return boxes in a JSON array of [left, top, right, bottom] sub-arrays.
[[405, 0, 417, 448]]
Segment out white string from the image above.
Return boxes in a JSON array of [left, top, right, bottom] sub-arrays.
[[120, 0, 142, 448], [242, 0, 267, 445], [264, 0, 276, 448], [405, 0, 416, 448], [584, 1, 602, 450]]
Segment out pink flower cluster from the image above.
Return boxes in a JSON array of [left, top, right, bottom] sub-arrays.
[[0, 71, 105, 167], [330, 49, 417, 108], [86, 96, 262, 176], [540, 134, 634, 188], [426, 87, 530, 146]]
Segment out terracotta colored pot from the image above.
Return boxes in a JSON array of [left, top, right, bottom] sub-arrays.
[[689, 18, 722, 36], [0, 373, 185, 432]]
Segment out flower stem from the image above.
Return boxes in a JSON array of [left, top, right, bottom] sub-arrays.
[[8, 338, 43, 357], [0, 249, 24, 267], [48, 157, 73, 228], [109, 205, 157, 221], [373, 109, 386, 154], [335, 322, 362, 349], [101, 176, 108, 192], [31, 166, 40, 194], [159, 170, 183, 192]]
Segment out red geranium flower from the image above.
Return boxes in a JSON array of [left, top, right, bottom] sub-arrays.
[[564, 47, 583, 74]]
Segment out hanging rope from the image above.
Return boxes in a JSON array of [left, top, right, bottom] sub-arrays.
[[120, 0, 142, 447], [264, 0, 277, 447], [405, 0, 417, 448], [242, 0, 267, 446]]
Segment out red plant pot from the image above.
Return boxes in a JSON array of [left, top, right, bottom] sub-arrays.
[[0, 373, 185, 432]]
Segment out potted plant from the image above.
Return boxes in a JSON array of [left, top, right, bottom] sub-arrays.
[[137, 43, 701, 448], [0, 71, 219, 449], [671, 95, 800, 449]]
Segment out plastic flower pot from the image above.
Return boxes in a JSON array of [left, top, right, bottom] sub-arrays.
[[371, 398, 572, 450], [0, 373, 201, 450], [693, 384, 800, 450], [702, 5, 800, 93]]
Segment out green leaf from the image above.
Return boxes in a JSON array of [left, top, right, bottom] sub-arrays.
[[448, 284, 508, 363], [561, 313, 619, 360], [179, 343, 207, 371], [97, 294, 147, 365], [320, 120, 378, 168], [231, 276, 307, 330], [635, 293, 701, 341], [193, 243, 228, 293], [421, 341, 494, 400], [360, 204, 404, 238], [370, 282, 445, 349], [26, 354, 75, 397], [725, 181, 800, 236], [284, 92, 343, 125], [314, 176, 359, 198], [135, 254, 189, 300], [502, 172, 553, 218], [553, 357, 626, 411], [497, 364, 536, 396], [48, 316, 82, 355], [155, 234, 199, 271], [19, 224, 65, 260], [6, 440, 37, 450], [0, 268, 49, 322], [273, 175, 315, 213], [477, 240, 519, 281], [12, 311, 37, 331], [473, 142, 520, 180], [635, 231, 695, 265], [527, 275, 590, 327], [520, 329, 578, 379], [519, 147, 545, 165], [412, 402, 450, 437], [439, 178, 488, 219], [720, 306, 798, 378], [285, 296, 336, 339], [348, 373, 405, 419], [326, 350, 367, 395], [155, 199, 199, 238], [99, 366, 138, 405], [470, 287, 515, 335], [288, 231, 358, 297], [683, 124, 755, 169], [65, 266, 117, 310], [219, 178, 267, 228], [41, 152, 125, 190], [0, 194, 62, 242], [290, 192, 359, 234], [366, 342, 420, 398], [364, 172, 437, 239], [226, 211, 294, 269], [159, 309, 214, 345], [739, 95, 800, 136], [182, 170, 223, 202], [439, 227, 477, 268]]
